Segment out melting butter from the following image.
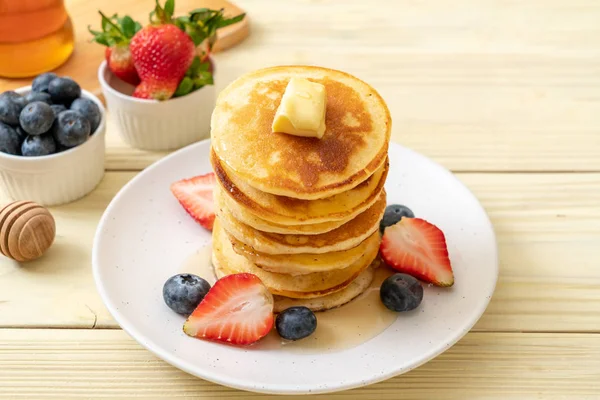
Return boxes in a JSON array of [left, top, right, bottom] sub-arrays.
[[272, 78, 326, 139]]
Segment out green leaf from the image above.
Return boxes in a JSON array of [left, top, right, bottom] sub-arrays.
[[89, 10, 141, 47], [217, 13, 245, 28], [164, 0, 175, 18], [185, 56, 201, 77], [90, 34, 110, 46], [101, 13, 112, 32], [188, 30, 204, 46], [174, 77, 194, 97], [193, 71, 214, 87], [189, 56, 201, 73], [188, 8, 211, 14], [197, 60, 210, 72], [88, 27, 102, 36], [120, 16, 136, 38], [174, 15, 190, 33], [189, 8, 214, 22], [152, 0, 174, 24], [99, 11, 119, 33]]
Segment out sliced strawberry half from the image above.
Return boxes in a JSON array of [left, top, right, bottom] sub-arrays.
[[380, 217, 454, 287], [170, 172, 216, 230], [183, 273, 274, 345]]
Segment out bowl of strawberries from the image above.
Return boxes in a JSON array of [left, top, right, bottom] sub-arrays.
[[92, 1, 245, 151]]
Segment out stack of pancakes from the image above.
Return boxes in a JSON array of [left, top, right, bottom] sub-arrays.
[[210, 66, 391, 312]]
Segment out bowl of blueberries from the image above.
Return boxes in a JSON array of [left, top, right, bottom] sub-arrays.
[[0, 73, 106, 206]]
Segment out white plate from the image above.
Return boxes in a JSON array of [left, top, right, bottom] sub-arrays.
[[92, 140, 498, 395]]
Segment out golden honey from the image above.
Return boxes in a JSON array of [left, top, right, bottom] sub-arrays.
[[0, 0, 74, 78]]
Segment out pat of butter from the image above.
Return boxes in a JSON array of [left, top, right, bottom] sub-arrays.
[[272, 78, 326, 138]]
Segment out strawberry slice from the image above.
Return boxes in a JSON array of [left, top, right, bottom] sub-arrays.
[[380, 217, 454, 287], [170, 172, 216, 230], [183, 273, 274, 345]]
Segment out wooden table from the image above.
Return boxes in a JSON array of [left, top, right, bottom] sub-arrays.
[[1, 0, 599, 398]]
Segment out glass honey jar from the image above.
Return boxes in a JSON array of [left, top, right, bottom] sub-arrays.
[[0, 0, 75, 78]]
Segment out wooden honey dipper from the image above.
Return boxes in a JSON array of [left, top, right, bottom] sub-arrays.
[[0, 201, 56, 262]]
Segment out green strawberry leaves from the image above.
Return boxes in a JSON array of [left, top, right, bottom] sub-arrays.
[[120, 16, 140, 38], [89, 12, 141, 47], [151, 0, 176, 24], [164, 0, 175, 17], [175, 8, 246, 48], [173, 56, 214, 97]]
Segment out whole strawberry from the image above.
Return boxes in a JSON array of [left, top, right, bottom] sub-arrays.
[[105, 45, 140, 86], [129, 0, 195, 100], [89, 12, 142, 85]]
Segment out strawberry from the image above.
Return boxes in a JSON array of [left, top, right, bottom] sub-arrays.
[[380, 218, 454, 287], [105, 45, 140, 86], [91, 2, 245, 100], [170, 172, 216, 230], [183, 273, 274, 345], [89, 12, 142, 85], [129, 1, 195, 100]]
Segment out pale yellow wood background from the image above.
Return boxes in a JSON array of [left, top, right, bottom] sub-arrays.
[[0, 0, 599, 398]]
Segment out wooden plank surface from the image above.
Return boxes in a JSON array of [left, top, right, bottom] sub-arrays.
[[1, 0, 599, 172], [0, 329, 598, 399], [1, 171, 598, 332], [0, 0, 599, 397]]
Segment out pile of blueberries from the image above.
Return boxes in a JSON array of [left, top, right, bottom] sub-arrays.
[[0, 73, 102, 157]]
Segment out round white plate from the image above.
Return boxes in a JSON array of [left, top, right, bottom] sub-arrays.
[[92, 140, 498, 395]]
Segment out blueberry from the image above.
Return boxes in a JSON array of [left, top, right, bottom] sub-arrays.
[[15, 126, 27, 143], [21, 134, 56, 157], [48, 77, 81, 105], [53, 110, 90, 147], [1, 91, 27, 108], [380, 273, 423, 312], [32, 72, 58, 93], [275, 306, 317, 341], [70, 98, 101, 133], [1, 91, 20, 100], [0, 95, 24, 125], [24, 91, 52, 105], [0, 122, 21, 155], [163, 273, 211, 315], [380, 204, 415, 234], [19, 101, 55, 136], [50, 104, 67, 118]]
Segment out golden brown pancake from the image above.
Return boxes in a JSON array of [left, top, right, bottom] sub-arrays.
[[210, 66, 391, 200], [212, 149, 388, 225], [229, 230, 381, 275], [271, 267, 375, 313], [214, 184, 353, 235], [212, 217, 378, 299], [217, 190, 386, 254]]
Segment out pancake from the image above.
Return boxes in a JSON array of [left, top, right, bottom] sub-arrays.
[[214, 262, 375, 313], [214, 184, 352, 234], [210, 65, 391, 200], [272, 267, 375, 313], [212, 217, 378, 298], [229, 230, 381, 275], [212, 148, 388, 225], [217, 190, 386, 254]]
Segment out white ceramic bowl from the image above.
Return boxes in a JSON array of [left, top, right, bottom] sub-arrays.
[[0, 87, 106, 206], [98, 61, 216, 151]]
